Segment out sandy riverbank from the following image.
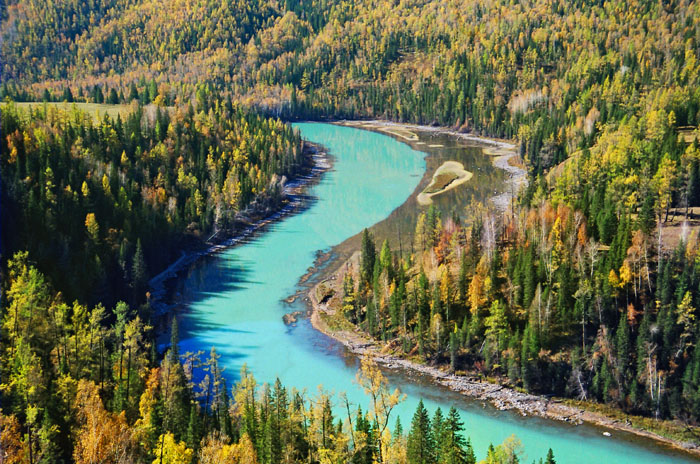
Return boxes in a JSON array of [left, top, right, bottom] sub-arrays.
[[417, 160, 474, 206]]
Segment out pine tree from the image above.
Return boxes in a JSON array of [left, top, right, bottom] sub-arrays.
[[185, 406, 200, 451], [131, 239, 148, 299], [522, 248, 536, 308], [271, 378, 287, 464], [445, 407, 471, 464], [521, 324, 539, 391], [615, 312, 630, 393], [407, 400, 434, 464], [458, 253, 469, 305], [432, 407, 446, 461], [361, 229, 376, 286], [108, 88, 119, 104], [129, 83, 139, 101], [545, 448, 556, 464], [61, 86, 74, 102], [170, 316, 180, 361], [380, 239, 393, 279]]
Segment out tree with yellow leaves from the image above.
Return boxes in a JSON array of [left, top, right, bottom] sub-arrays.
[[653, 154, 678, 222], [134, 368, 160, 452], [73, 379, 137, 464], [85, 213, 100, 243], [151, 433, 193, 464], [468, 274, 487, 315], [0, 414, 27, 464], [198, 432, 258, 464], [677, 292, 696, 357], [356, 355, 406, 463]]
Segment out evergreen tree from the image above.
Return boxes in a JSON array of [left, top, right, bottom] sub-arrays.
[[407, 400, 434, 464], [170, 316, 180, 361], [445, 407, 471, 464], [108, 88, 119, 104], [545, 448, 556, 464], [61, 86, 74, 102], [432, 407, 446, 462], [615, 312, 631, 394], [131, 239, 147, 299], [361, 229, 377, 286]]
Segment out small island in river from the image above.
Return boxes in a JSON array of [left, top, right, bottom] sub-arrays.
[[416, 160, 474, 205]]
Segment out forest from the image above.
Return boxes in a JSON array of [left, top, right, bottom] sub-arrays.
[[0, 97, 304, 306], [2, 0, 700, 461], [0, 250, 555, 463], [3, 0, 700, 174], [331, 51, 700, 423]]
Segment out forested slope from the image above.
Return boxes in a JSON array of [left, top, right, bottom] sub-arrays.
[[3, 0, 700, 173], [0, 98, 303, 305], [2, 250, 554, 462]]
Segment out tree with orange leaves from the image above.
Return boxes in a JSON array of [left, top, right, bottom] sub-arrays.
[[73, 379, 138, 464]]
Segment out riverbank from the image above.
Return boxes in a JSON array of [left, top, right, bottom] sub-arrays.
[[302, 122, 700, 458], [148, 141, 332, 317], [308, 253, 700, 458]]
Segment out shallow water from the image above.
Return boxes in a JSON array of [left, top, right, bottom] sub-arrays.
[[175, 123, 696, 463]]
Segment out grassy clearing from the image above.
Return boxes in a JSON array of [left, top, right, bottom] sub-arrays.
[[319, 310, 357, 333], [9, 102, 134, 120], [5, 102, 174, 122]]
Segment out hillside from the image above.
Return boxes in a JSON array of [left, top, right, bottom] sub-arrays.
[[3, 0, 699, 163]]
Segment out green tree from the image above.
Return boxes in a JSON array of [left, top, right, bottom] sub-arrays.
[[407, 400, 434, 464], [361, 229, 377, 286]]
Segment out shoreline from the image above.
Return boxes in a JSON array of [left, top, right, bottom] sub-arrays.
[[309, 256, 700, 459], [148, 141, 332, 317], [303, 122, 700, 458]]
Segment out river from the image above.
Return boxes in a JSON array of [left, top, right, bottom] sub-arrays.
[[173, 122, 696, 463]]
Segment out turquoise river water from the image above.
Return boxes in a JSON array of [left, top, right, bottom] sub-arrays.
[[175, 123, 697, 463]]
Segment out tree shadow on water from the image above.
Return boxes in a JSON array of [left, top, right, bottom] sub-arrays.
[[169, 252, 260, 339]]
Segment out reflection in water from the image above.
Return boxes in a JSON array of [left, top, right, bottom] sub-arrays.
[[170, 123, 694, 463]]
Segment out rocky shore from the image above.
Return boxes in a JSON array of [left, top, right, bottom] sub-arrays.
[[309, 260, 700, 458]]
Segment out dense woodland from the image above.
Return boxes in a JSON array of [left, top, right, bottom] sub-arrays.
[[0, 251, 555, 463], [0, 98, 303, 305], [2, 0, 700, 461], [339, 47, 700, 421], [347, 186, 700, 424], [3, 0, 700, 174]]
